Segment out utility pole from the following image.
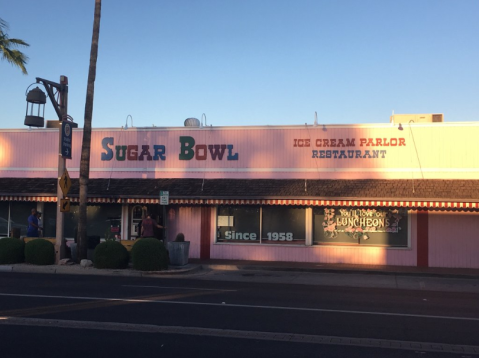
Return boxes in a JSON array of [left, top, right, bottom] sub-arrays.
[[25, 75, 75, 262]]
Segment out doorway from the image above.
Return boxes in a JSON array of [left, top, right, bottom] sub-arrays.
[[129, 204, 165, 240]]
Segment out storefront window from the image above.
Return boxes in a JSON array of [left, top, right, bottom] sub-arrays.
[[216, 206, 306, 245], [64, 204, 121, 240], [42, 203, 57, 238], [217, 206, 260, 244], [9, 202, 33, 237], [0, 202, 9, 237], [261, 206, 306, 245], [313, 207, 408, 247]]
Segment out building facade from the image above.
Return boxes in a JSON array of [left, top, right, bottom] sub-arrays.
[[1, 119, 478, 268]]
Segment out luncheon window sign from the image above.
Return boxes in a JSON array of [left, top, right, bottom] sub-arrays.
[[322, 208, 403, 240]]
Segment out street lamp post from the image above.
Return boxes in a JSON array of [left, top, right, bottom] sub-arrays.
[[25, 75, 77, 262]]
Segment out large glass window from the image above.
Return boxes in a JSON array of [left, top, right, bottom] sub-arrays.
[[217, 206, 260, 243], [64, 204, 121, 240], [10, 202, 34, 237], [261, 206, 306, 245], [0, 202, 42, 237], [216, 205, 306, 245], [0, 202, 9, 237], [42, 203, 57, 238], [313, 207, 408, 247], [216, 205, 407, 247]]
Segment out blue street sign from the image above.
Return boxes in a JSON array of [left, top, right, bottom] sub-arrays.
[[61, 121, 72, 159]]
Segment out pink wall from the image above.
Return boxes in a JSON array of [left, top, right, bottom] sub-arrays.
[[428, 211, 479, 268], [2, 122, 479, 180], [169, 206, 202, 259], [209, 242, 417, 266]]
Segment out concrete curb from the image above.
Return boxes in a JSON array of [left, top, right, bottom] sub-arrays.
[[142, 264, 202, 276], [2, 262, 478, 280], [0, 265, 13, 272], [202, 264, 479, 280], [0, 263, 202, 277]]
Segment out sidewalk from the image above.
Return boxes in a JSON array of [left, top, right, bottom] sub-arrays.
[[189, 258, 479, 279], [1, 258, 478, 279]]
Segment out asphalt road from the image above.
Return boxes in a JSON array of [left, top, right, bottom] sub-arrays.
[[0, 272, 478, 358]]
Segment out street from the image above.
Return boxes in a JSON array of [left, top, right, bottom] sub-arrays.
[[0, 270, 478, 357]]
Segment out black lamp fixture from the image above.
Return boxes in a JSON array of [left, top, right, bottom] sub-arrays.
[[24, 76, 77, 128], [397, 120, 415, 131], [24, 87, 47, 127]]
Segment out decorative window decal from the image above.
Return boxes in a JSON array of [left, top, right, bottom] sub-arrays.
[[314, 207, 408, 247], [323, 208, 402, 240]]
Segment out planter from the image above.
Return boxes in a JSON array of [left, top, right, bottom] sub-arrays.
[[24, 237, 56, 244], [166, 241, 190, 266], [120, 240, 136, 251]]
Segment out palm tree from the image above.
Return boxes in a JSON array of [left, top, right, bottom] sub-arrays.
[[77, 0, 102, 261], [0, 18, 29, 74]]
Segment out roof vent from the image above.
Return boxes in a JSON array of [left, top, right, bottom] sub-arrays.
[[184, 117, 200, 127]]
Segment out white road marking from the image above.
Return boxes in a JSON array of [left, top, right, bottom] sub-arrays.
[[122, 285, 237, 292], [0, 292, 479, 322]]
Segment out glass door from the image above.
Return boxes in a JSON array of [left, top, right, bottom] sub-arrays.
[[130, 205, 145, 238]]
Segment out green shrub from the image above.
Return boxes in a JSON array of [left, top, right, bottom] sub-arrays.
[[93, 240, 129, 269], [131, 238, 168, 271], [25, 239, 55, 265], [175, 233, 185, 242], [0, 238, 25, 264]]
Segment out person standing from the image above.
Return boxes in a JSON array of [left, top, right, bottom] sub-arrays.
[[141, 213, 165, 239], [27, 208, 40, 237]]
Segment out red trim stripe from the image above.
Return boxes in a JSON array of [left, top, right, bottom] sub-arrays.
[[1, 195, 479, 209]]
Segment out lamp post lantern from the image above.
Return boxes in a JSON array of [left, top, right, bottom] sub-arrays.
[[24, 75, 77, 262], [24, 87, 46, 127]]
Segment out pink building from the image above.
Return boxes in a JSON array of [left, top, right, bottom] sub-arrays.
[[1, 116, 478, 268]]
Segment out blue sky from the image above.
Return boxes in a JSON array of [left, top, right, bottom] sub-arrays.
[[2, 0, 478, 128]]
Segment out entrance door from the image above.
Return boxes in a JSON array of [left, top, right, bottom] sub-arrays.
[[129, 205, 165, 240], [131, 205, 145, 238]]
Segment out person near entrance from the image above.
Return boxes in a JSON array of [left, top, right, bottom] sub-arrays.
[[141, 212, 165, 239], [27, 208, 41, 237]]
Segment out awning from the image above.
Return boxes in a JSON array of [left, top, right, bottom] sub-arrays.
[[2, 195, 478, 209], [204, 199, 479, 208]]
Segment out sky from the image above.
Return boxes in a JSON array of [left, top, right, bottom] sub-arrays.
[[1, 0, 478, 129]]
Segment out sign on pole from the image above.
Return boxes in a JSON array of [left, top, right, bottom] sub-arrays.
[[61, 121, 72, 159], [60, 198, 70, 212], [59, 169, 71, 196], [160, 190, 169, 205]]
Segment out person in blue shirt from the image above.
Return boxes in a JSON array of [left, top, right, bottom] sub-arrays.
[[27, 208, 40, 237]]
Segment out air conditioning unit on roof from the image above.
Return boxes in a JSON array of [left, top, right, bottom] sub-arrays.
[[390, 113, 443, 123]]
